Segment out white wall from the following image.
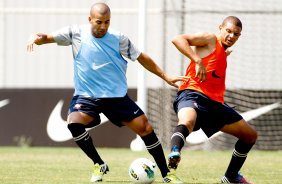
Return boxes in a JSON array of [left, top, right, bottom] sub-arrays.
[[0, 0, 282, 89]]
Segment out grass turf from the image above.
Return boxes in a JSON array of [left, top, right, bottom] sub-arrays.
[[0, 147, 281, 184]]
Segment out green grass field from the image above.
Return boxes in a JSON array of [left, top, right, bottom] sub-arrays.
[[0, 147, 281, 184]]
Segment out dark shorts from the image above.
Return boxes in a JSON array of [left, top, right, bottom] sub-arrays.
[[69, 94, 144, 127], [173, 89, 243, 137]]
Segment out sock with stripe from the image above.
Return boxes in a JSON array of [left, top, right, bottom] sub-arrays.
[[141, 131, 170, 177], [67, 123, 104, 165], [225, 139, 255, 178], [170, 124, 189, 152]]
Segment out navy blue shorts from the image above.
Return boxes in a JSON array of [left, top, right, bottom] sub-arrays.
[[69, 94, 144, 127], [173, 89, 243, 137]]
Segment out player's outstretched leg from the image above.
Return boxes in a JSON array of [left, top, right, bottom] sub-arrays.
[[221, 139, 256, 184], [141, 130, 183, 183], [168, 125, 189, 170], [67, 123, 109, 182]]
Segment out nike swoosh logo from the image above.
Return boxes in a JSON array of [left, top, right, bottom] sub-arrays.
[[47, 100, 109, 142], [134, 109, 140, 114], [92, 62, 111, 70], [186, 102, 281, 144], [212, 70, 221, 79], [0, 99, 10, 108]]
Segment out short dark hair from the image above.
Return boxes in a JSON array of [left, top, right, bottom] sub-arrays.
[[222, 16, 242, 30]]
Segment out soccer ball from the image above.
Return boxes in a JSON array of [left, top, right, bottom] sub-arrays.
[[128, 158, 157, 184]]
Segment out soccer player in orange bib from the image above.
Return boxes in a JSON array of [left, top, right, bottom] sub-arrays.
[[168, 16, 257, 184]]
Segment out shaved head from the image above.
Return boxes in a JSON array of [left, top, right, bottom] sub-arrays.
[[88, 3, 111, 38], [222, 16, 242, 30], [90, 3, 111, 17]]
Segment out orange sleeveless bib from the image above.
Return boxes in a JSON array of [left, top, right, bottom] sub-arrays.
[[179, 38, 227, 103]]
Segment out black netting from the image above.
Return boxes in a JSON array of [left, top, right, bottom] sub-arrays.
[[147, 88, 282, 150]]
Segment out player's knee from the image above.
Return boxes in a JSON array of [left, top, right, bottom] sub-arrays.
[[143, 124, 153, 136], [249, 129, 258, 144], [178, 120, 194, 133], [84, 117, 101, 128], [242, 128, 258, 144], [139, 121, 153, 137]]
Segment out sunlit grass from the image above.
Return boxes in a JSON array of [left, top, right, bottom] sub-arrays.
[[0, 147, 281, 184]]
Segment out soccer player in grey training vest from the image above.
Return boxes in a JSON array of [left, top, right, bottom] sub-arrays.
[[27, 2, 186, 183]]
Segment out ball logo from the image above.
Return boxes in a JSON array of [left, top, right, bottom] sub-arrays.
[[142, 164, 155, 179], [128, 164, 155, 181], [129, 168, 139, 180], [128, 158, 157, 183]]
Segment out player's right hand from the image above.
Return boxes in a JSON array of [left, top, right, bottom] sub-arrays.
[[26, 33, 47, 52]]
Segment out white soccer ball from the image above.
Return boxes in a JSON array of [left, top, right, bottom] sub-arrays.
[[128, 158, 157, 184]]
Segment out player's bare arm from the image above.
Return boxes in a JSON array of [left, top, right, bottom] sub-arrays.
[[27, 33, 55, 52], [137, 52, 188, 88], [172, 32, 216, 82]]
